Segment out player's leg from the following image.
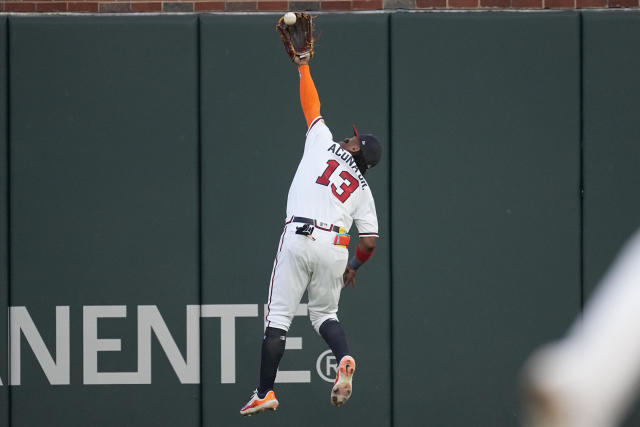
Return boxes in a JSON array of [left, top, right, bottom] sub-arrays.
[[239, 326, 287, 416], [258, 326, 288, 395], [308, 243, 355, 407], [241, 227, 309, 416], [319, 319, 349, 366], [318, 318, 356, 407]]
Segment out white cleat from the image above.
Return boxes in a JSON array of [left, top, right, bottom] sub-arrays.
[[240, 389, 279, 416], [331, 355, 356, 407]]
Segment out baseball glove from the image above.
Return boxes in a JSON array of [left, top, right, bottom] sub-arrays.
[[276, 13, 315, 62]]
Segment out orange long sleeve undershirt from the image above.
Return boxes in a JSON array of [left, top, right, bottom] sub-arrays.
[[298, 65, 321, 128]]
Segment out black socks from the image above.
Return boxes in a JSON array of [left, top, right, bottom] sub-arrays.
[[256, 321, 349, 398], [257, 327, 287, 398], [319, 319, 349, 364]]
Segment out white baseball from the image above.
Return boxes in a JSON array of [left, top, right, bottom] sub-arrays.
[[284, 12, 296, 25]]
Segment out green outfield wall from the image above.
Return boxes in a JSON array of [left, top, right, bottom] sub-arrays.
[[0, 16, 8, 427], [580, 12, 640, 425], [0, 11, 639, 427], [8, 15, 201, 427], [391, 12, 581, 426], [582, 12, 640, 298]]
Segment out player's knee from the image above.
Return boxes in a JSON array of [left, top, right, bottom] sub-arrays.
[[264, 326, 287, 338], [265, 313, 293, 332], [310, 313, 337, 334], [319, 318, 344, 340]]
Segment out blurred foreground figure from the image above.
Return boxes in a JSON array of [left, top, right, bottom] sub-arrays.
[[522, 229, 640, 427]]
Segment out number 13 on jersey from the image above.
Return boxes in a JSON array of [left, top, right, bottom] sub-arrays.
[[316, 160, 359, 203]]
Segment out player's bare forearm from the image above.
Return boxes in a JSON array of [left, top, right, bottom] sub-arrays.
[[358, 236, 377, 253], [343, 237, 377, 288]]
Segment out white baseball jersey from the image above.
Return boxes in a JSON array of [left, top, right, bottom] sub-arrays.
[[265, 117, 379, 334], [286, 117, 378, 237]]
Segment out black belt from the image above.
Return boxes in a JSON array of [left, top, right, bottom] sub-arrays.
[[291, 216, 343, 233]]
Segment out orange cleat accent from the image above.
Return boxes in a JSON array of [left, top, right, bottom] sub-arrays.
[[331, 355, 356, 407], [240, 390, 279, 416]]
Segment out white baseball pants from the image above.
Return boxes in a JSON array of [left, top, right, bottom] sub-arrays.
[[265, 222, 348, 333]]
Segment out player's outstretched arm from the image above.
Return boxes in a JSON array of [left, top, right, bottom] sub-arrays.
[[343, 237, 377, 288], [295, 55, 321, 129]]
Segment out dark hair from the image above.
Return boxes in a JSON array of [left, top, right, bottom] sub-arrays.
[[353, 150, 368, 176]]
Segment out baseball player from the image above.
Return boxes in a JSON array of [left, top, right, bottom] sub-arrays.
[[522, 228, 640, 427], [240, 53, 382, 416]]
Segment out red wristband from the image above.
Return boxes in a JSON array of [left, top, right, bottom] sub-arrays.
[[356, 245, 374, 263]]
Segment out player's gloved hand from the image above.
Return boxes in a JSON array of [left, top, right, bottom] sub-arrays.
[[343, 265, 357, 288]]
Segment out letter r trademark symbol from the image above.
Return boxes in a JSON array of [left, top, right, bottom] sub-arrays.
[[315, 350, 337, 383]]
